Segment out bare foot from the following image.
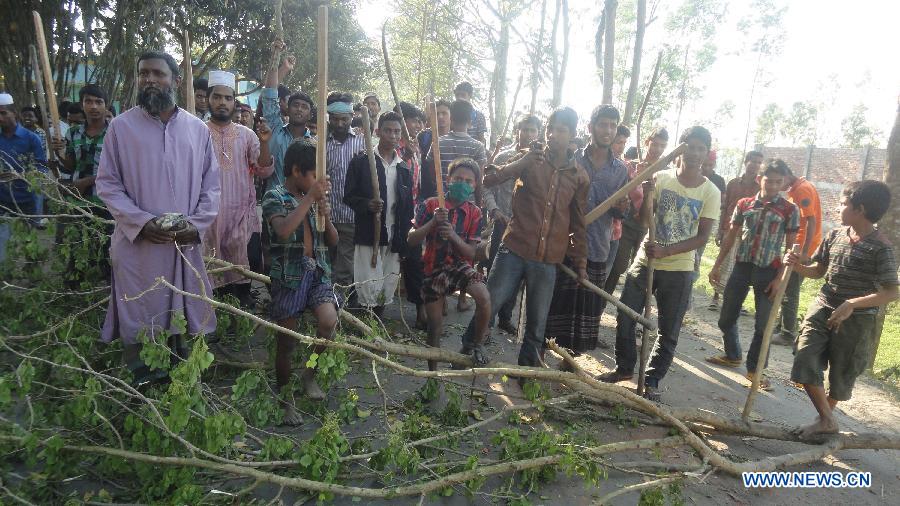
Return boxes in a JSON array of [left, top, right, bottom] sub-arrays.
[[276, 391, 303, 426], [796, 416, 839, 440], [302, 369, 326, 401]]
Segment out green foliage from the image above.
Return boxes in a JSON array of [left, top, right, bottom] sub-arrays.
[[639, 480, 685, 506], [841, 103, 883, 148], [297, 414, 350, 502]]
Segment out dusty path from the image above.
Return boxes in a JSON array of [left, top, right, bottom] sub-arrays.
[[236, 279, 899, 505]]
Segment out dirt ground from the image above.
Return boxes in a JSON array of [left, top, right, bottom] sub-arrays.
[[226, 279, 900, 505]]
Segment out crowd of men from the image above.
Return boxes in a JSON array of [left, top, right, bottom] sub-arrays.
[[1, 40, 896, 435]]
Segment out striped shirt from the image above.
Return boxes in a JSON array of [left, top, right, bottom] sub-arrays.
[[814, 227, 899, 313], [423, 131, 486, 199], [326, 130, 365, 224]]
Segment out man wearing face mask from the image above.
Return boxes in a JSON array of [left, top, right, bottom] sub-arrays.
[[95, 51, 221, 387]]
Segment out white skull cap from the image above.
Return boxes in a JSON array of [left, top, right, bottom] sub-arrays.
[[207, 70, 236, 91]]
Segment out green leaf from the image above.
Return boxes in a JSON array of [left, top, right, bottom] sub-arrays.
[[299, 454, 313, 467]]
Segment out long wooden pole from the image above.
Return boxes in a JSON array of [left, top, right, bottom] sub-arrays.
[[634, 52, 663, 162], [381, 23, 411, 149], [558, 264, 656, 330], [742, 244, 801, 421], [584, 143, 686, 225], [315, 5, 329, 231], [182, 30, 195, 115], [427, 97, 444, 208], [29, 45, 52, 161], [32, 12, 61, 147], [636, 203, 657, 396], [360, 106, 381, 268]]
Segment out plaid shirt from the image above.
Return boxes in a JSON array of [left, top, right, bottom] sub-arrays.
[[415, 197, 483, 275], [262, 184, 332, 288], [64, 123, 108, 197], [732, 194, 799, 268]]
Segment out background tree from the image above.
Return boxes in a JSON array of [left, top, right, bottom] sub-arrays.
[[739, 0, 787, 153], [753, 102, 783, 146], [780, 101, 818, 146], [841, 103, 883, 148]]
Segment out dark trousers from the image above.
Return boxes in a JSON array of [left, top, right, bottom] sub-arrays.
[[248, 232, 263, 274], [718, 262, 778, 372], [401, 243, 424, 306], [614, 266, 692, 387]]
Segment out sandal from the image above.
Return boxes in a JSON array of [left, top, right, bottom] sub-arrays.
[[705, 354, 742, 368], [642, 384, 661, 402], [597, 370, 633, 383], [745, 372, 773, 391]]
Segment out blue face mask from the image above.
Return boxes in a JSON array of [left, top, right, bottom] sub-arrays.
[[447, 181, 474, 202]]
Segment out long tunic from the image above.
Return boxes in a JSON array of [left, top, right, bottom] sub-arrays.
[[96, 107, 221, 344], [205, 121, 273, 287]]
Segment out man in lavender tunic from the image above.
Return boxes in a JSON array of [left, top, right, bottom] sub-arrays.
[[96, 51, 221, 386]]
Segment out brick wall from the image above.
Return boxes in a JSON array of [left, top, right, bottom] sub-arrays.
[[755, 145, 886, 232]]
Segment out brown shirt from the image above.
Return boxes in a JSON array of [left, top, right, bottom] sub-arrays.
[[483, 153, 589, 269], [720, 174, 759, 235]]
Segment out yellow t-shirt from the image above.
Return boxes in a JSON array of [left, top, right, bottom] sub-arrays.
[[634, 169, 721, 271]]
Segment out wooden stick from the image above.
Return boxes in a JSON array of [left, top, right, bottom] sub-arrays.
[[427, 96, 444, 207], [558, 263, 656, 330], [29, 45, 52, 161], [636, 203, 657, 396], [32, 12, 61, 146], [360, 106, 381, 268], [743, 244, 801, 421], [585, 143, 687, 225], [381, 23, 411, 148], [315, 5, 328, 231], [182, 30, 195, 115]]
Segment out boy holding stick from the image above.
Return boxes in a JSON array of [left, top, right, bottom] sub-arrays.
[[786, 180, 898, 439], [706, 159, 799, 390]]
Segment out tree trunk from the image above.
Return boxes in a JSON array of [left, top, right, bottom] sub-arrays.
[[870, 100, 900, 368], [549, 0, 560, 107], [491, 17, 510, 145], [673, 42, 690, 138], [622, 0, 646, 125], [601, 0, 617, 104], [529, 0, 548, 113], [551, 0, 569, 108]]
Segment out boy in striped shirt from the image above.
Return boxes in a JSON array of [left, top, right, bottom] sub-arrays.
[[786, 180, 898, 439]]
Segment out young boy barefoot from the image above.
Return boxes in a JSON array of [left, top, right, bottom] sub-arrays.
[[786, 180, 898, 439], [407, 158, 491, 370], [261, 141, 340, 425]]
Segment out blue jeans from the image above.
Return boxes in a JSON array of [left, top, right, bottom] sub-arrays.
[[614, 266, 692, 387], [461, 245, 557, 366], [486, 221, 518, 325], [718, 262, 778, 372]]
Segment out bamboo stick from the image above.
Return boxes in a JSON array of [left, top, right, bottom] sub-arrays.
[[584, 143, 687, 225], [315, 5, 329, 231], [28, 45, 52, 162], [381, 23, 411, 148], [557, 263, 656, 330], [32, 12, 61, 147], [742, 244, 801, 421], [360, 106, 381, 268], [636, 202, 657, 396], [182, 30, 195, 115], [427, 96, 444, 207]]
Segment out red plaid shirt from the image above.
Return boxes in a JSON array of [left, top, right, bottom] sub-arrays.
[[415, 197, 483, 275]]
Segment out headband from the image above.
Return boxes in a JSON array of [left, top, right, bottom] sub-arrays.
[[326, 101, 353, 115]]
